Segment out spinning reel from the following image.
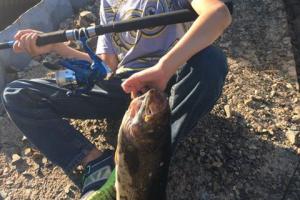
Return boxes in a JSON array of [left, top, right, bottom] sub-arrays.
[[42, 29, 111, 95]]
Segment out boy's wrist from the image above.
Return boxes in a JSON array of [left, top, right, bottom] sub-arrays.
[[157, 57, 177, 80], [52, 42, 67, 54]]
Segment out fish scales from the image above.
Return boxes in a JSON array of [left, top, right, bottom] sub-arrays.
[[115, 89, 171, 200]]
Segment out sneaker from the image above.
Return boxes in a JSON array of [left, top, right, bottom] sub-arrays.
[[81, 150, 115, 198]]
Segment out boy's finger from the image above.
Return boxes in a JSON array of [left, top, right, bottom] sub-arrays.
[[12, 41, 23, 53], [121, 79, 132, 93], [29, 33, 39, 56], [14, 29, 35, 40], [24, 33, 33, 55], [130, 92, 136, 99]]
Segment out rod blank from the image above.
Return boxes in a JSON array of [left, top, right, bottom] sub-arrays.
[[0, 1, 233, 49]]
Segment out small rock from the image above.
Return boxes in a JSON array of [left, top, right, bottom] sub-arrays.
[[213, 181, 220, 192], [248, 154, 256, 160], [3, 167, 10, 174], [78, 11, 97, 27], [24, 148, 32, 156], [270, 90, 276, 97], [252, 95, 264, 102], [267, 128, 274, 135], [244, 98, 252, 106], [227, 143, 233, 149], [32, 163, 40, 172], [6, 180, 14, 186], [76, 165, 84, 171], [22, 136, 28, 143], [0, 190, 7, 198], [292, 115, 300, 123], [249, 144, 257, 150], [286, 83, 293, 89], [224, 105, 232, 118], [293, 98, 299, 104], [286, 130, 299, 145], [30, 191, 39, 199], [212, 161, 223, 168], [290, 125, 298, 131], [11, 154, 22, 165], [24, 189, 32, 199], [294, 106, 300, 115], [32, 152, 43, 163], [64, 184, 77, 195], [186, 184, 191, 191], [42, 157, 48, 165], [22, 172, 34, 179]]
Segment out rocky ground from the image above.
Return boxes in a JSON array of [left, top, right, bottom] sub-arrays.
[[1, 0, 300, 199]]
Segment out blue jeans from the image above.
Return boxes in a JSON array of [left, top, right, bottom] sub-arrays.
[[1, 46, 228, 173]]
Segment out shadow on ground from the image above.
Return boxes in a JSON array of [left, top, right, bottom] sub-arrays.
[[167, 113, 299, 200]]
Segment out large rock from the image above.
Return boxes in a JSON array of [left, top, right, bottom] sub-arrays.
[[0, 0, 89, 71]]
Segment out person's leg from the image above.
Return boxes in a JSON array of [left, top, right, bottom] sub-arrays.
[[1, 78, 130, 172], [167, 45, 228, 149]]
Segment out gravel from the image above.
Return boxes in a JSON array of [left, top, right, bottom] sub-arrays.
[[0, 0, 299, 199]]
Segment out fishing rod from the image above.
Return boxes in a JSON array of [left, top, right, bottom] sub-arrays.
[[0, 9, 198, 49], [0, 2, 233, 49]]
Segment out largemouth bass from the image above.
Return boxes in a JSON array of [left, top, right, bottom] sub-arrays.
[[115, 89, 171, 200]]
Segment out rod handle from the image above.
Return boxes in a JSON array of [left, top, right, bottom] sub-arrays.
[[36, 30, 67, 46]]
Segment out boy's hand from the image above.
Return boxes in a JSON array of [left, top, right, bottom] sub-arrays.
[[13, 29, 60, 56], [121, 63, 172, 98]]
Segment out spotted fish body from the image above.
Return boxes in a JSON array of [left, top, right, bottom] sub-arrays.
[[115, 89, 171, 200]]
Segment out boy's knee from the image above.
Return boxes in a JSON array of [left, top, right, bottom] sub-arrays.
[[189, 46, 228, 102], [189, 46, 228, 79], [2, 80, 30, 109]]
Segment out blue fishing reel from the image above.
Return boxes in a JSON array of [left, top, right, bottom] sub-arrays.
[[47, 31, 111, 95]]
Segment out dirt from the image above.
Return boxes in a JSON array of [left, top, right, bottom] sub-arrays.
[[0, 0, 300, 200]]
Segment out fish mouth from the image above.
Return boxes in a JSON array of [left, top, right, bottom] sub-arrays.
[[124, 89, 169, 139]]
